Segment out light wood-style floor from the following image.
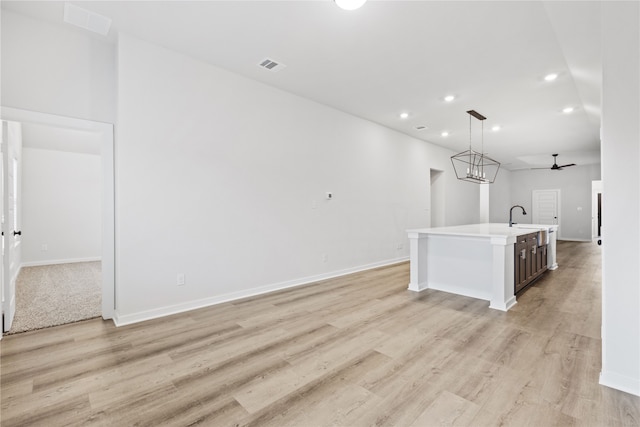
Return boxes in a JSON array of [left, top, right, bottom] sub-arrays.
[[1, 241, 639, 426]]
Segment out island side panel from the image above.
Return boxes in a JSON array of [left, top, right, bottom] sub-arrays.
[[424, 235, 493, 301], [547, 229, 558, 270], [489, 235, 517, 311], [408, 232, 429, 291]]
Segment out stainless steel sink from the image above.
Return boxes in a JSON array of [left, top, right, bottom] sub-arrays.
[[513, 226, 548, 245]]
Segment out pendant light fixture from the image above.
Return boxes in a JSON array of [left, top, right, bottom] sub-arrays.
[[450, 110, 501, 184], [334, 0, 367, 11]]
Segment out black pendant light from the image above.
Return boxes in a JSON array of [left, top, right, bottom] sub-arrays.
[[450, 110, 501, 184]]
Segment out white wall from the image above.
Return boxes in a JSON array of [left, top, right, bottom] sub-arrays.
[[600, 1, 640, 396], [115, 33, 479, 322], [0, 9, 116, 124], [21, 147, 101, 265], [488, 164, 602, 241], [507, 164, 601, 241], [489, 168, 512, 223]]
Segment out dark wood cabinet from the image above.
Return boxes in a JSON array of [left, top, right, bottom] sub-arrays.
[[514, 232, 548, 294], [515, 236, 528, 289]]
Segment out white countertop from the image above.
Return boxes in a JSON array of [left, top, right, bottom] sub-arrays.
[[407, 223, 558, 238]]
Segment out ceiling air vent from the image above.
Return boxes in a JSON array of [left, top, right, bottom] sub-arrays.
[[415, 125, 428, 131], [258, 58, 286, 72], [64, 3, 112, 36]]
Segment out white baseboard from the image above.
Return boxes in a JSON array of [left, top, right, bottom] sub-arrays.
[[407, 281, 428, 292], [21, 257, 102, 268], [113, 256, 409, 327], [557, 238, 592, 242], [600, 370, 640, 396], [11, 265, 21, 285]]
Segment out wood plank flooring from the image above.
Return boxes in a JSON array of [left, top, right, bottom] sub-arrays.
[[1, 241, 639, 426]]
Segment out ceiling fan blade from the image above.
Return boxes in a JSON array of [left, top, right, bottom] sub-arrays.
[[558, 163, 576, 168]]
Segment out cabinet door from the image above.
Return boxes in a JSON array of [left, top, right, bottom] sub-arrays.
[[525, 235, 534, 281], [515, 238, 528, 292], [532, 236, 542, 275]]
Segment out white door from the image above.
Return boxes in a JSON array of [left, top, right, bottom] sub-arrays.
[[2, 121, 22, 332], [532, 189, 560, 233]]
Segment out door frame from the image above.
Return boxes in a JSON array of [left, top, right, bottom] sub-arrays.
[[0, 107, 115, 321]]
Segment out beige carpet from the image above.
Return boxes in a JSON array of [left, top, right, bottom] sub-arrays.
[[7, 261, 102, 334]]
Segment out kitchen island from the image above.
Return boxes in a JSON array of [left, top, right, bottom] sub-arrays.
[[406, 223, 558, 311]]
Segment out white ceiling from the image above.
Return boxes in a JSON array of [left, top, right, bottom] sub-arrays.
[[2, 0, 603, 170]]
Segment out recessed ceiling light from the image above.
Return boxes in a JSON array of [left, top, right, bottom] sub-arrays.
[[544, 73, 558, 81], [444, 95, 456, 102], [334, 0, 367, 10], [563, 107, 574, 113], [492, 125, 501, 131], [441, 131, 450, 137], [400, 112, 410, 119]]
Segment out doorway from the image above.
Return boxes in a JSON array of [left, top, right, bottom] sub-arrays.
[[430, 169, 445, 228], [1, 108, 114, 335]]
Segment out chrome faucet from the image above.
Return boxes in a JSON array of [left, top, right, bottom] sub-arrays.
[[509, 205, 527, 227]]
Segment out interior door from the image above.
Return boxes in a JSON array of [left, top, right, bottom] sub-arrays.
[[2, 121, 22, 332], [532, 189, 560, 231]]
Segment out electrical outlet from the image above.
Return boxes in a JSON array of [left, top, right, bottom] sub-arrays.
[[177, 273, 185, 286], [397, 243, 404, 250]]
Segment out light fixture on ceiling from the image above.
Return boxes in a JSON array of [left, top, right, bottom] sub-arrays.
[[563, 106, 574, 113], [444, 95, 456, 102], [492, 125, 501, 131], [441, 131, 450, 137], [450, 110, 501, 184], [400, 112, 410, 119], [544, 73, 558, 81], [334, 0, 367, 11]]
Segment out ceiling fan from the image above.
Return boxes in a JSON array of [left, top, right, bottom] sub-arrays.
[[533, 154, 576, 170]]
